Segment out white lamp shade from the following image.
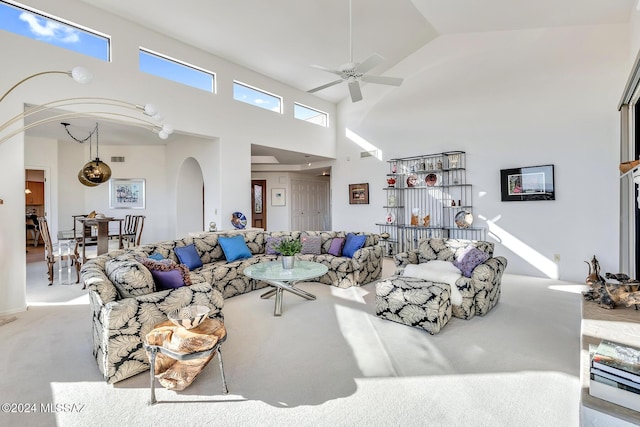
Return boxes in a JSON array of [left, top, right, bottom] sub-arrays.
[[70, 66, 93, 84]]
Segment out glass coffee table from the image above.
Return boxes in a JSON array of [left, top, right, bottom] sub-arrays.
[[243, 260, 328, 316]]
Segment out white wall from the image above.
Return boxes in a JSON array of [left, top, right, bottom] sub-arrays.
[[0, 0, 336, 314], [334, 24, 632, 284]]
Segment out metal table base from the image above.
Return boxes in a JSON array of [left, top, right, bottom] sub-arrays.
[[260, 280, 317, 316], [144, 335, 228, 405]]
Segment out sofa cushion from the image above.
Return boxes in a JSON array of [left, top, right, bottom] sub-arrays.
[[403, 261, 463, 306], [328, 237, 345, 256], [265, 236, 282, 255], [219, 235, 253, 262], [453, 245, 490, 278], [301, 235, 322, 255], [342, 233, 367, 258], [105, 258, 154, 298], [148, 252, 164, 260], [175, 244, 203, 270]]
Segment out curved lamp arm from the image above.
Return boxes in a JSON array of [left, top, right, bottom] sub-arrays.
[[0, 66, 92, 103]]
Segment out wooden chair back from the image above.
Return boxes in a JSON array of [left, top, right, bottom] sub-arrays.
[[37, 216, 55, 263], [123, 215, 146, 247]]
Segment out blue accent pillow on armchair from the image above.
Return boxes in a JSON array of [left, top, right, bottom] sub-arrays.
[[174, 244, 203, 270], [342, 233, 367, 258], [219, 235, 253, 262]]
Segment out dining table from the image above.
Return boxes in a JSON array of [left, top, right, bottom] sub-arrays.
[[75, 217, 124, 259]]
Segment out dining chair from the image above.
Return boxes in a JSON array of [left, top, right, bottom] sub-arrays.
[[122, 215, 145, 247], [37, 217, 81, 286]]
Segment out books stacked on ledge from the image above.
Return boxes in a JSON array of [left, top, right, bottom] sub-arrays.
[[589, 339, 640, 412]]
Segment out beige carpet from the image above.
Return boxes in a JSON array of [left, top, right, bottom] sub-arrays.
[[0, 260, 584, 427]]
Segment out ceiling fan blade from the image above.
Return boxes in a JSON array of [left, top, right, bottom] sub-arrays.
[[355, 53, 385, 74], [361, 75, 404, 87], [308, 79, 344, 93], [311, 64, 342, 76], [348, 81, 363, 102]]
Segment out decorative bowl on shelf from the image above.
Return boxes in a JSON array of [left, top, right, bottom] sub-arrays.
[[425, 173, 438, 187], [406, 174, 418, 187], [455, 211, 474, 229], [386, 212, 396, 224], [168, 305, 210, 329], [387, 177, 396, 187]]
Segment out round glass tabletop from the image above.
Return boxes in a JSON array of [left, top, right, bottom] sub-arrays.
[[243, 260, 328, 282]]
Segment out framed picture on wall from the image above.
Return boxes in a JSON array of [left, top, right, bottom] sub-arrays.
[[500, 165, 555, 201], [349, 183, 369, 204], [271, 188, 286, 206], [109, 178, 146, 209]]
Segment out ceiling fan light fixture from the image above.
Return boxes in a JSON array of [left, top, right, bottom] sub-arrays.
[[306, 0, 403, 103]]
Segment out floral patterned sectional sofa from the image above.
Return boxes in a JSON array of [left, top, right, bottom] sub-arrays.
[[81, 229, 382, 384], [375, 238, 507, 334]]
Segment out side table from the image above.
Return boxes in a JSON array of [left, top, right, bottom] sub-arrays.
[[144, 318, 229, 405]]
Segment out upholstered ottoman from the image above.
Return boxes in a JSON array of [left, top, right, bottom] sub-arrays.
[[375, 276, 452, 334]]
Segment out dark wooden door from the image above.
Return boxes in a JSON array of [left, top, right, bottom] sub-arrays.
[[251, 180, 267, 230]]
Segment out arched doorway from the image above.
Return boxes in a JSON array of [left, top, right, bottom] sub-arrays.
[[176, 157, 204, 237]]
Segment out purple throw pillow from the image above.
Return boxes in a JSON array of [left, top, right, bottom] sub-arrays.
[[151, 269, 188, 290], [301, 235, 322, 255], [265, 237, 282, 255], [453, 245, 490, 278], [328, 237, 345, 256]]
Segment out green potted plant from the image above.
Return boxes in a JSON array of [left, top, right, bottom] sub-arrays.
[[273, 238, 302, 269]]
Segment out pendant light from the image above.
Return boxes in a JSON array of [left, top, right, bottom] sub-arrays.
[[81, 123, 111, 184], [63, 122, 110, 187]]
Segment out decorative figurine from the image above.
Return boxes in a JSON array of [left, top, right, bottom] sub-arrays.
[[209, 221, 217, 232], [423, 215, 430, 227], [387, 177, 396, 187]]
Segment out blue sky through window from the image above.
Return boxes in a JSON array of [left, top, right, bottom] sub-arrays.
[[233, 81, 282, 113], [139, 49, 214, 93], [294, 103, 328, 127], [0, 1, 109, 61]]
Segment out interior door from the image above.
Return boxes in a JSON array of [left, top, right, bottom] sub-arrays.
[[291, 179, 330, 231], [251, 180, 267, 230]]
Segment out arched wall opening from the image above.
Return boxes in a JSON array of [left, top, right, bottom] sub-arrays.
[[176, 157, 204, 237]]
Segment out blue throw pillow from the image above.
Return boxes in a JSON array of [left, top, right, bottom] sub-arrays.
[[219, 235, 253, 262], [174, 244, 203, 270], [148, 252, 164, 261], [342, 233, 367, 258]]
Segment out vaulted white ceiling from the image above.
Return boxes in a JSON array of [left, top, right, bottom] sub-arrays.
[[78, 0, 635, 103], [30, 0, 634, 167]]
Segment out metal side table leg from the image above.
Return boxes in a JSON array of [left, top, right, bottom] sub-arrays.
[[274, 287, 284, 316], [216, 346, 229, 394], [148, 346, 158, 405]]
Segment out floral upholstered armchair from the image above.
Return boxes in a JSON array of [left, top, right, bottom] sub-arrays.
[[393, 238, 507, 320], [82, 252, 224, 384]]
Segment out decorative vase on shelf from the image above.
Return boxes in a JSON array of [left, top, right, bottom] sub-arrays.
[[387, 194, 396, 206], [391, 163, 397, 173]]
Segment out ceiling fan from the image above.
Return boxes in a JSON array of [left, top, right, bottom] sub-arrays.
[[307, 0, 404, 103]]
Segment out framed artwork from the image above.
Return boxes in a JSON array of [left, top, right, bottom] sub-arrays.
[[349, 183, 369, 204], [109, 178, 146, 209], [500, 165, 555, 201], [271, 188, 286, 206]]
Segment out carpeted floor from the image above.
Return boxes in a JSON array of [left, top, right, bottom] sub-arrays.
[[0, 259, 586, 427]]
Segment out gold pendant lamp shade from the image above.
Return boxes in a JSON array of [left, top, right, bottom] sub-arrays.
[[77, 169, 99, 187], [81, 158, 111, 184]]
